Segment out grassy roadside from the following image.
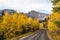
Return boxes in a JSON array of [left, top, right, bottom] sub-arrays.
[[48, 32, 60, 40], [9, 30, 40, 40]]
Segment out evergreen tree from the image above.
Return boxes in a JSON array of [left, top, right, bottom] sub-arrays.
[[52, 0, 60, 12]]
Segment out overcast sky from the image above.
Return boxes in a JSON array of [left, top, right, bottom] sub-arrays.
[[0, 0, 52, 13]]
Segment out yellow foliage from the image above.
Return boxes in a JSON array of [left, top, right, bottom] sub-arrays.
[[0, 11, 40, 40], [32, 18, 40, 30], [39, 23, 44, 29], [48, 12, 60, 31], [3, 11, 10, 24], [26, 17, 33, 25]]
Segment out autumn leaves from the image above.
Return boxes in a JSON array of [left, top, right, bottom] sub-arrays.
[[0, 11, 40, 39]]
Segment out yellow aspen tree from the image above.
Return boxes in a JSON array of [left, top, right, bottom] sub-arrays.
[[39, 23, 44, 29], [32, 18, 40, 30], [26, 17, 32, 25], [2, 11, 10, 24]]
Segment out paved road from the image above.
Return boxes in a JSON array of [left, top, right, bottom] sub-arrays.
[[19, 29, 50, 40]]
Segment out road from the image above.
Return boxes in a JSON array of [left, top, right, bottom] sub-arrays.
[[19, 29, 50, 40]]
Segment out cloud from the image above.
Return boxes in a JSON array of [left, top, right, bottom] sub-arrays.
[[0, 0, 52, 13]]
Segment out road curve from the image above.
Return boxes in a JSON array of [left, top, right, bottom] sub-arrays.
[[19, 29, 50, 40]]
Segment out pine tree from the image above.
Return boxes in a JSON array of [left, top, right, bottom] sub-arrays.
[[48, 0, 60, 32], [52, 0, 60, 12]]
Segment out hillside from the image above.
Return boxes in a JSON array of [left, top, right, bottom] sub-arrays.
[[27, 11, 50, 21]]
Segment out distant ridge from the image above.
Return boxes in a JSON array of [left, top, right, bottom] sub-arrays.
[[27, 10, 50, 21], [0, 9, 16, 16], [0, 9, 50, 21]]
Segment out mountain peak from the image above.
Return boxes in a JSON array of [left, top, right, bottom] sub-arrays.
[[27, 10, 50, 21]]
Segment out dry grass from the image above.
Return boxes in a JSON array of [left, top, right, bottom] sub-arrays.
[[9, 30, 39, 40], [48, 32, 60, 40], [9, 32, 33, 40]]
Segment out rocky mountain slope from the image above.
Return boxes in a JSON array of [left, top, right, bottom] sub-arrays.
[[27, 11, 50, 21], [0, 9, 16, 16], [0, 9, 50, 21]]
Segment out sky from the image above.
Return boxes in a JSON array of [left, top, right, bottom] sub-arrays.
[[0, 0, 52, 13]]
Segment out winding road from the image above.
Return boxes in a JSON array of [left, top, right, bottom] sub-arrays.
[[19, 29, 50, 40]]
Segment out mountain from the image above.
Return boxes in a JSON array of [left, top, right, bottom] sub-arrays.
[[27, 10, 50, 21], [0, 9, 50, 21], [0, 10, 3, 16], [0, 9, 16, 16], [3, 9, 16, 14]]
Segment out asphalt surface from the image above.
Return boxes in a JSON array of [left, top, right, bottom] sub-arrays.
[[19, 29, 50, 40]]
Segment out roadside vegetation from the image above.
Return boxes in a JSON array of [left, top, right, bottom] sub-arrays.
[[48, 0, 60, 40], [39, 0, 60, 40], [0, 11, 40, 40]]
